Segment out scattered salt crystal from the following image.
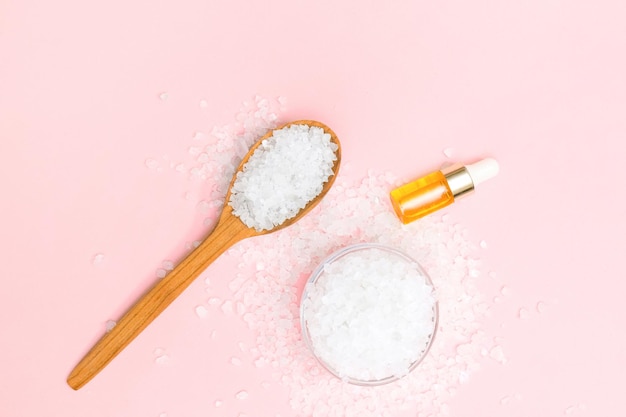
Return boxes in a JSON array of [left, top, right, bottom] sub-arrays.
[[458, 371, 470, 384], [156, 268, 167, 279], [188, 146, 201, 155], [155, 354, 169, 364], [159, 92, 169, 101], [500, 396, 511, 405], [260, 381, 271, 389], [145, 158, 159, 170], [229, 124, 338, 231], [197, 200, 211, 212], [565, 405, 576, 414], [159, 413, 167, 417], [105, 320, 116, 332], [236, 302, 246, 315], [210, 330, 217, 339], [92, 253, 105, 265], [235, 390, 249, 400], [214, 400, 223, 407], [208, 297, 221, 306], [162, 260, 174, 271], [207, 297, 222, 306], [479, 240, 488, 249], [199, 99, 208, 108], [489, 346, 506, 363], [230, 357, 243, 366], [238, 342, 247, 352], [518, 308, 530, 320], [500, 286, 511, 296], [536, 301, 546, 313], [302, 245, 436, 382], [195, 305, 209, 319], [174, 163, 186, 173], [443, 147, 454, 158]]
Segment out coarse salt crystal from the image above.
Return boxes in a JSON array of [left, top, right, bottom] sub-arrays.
[[145, 158, 159, 170], [105, 320, 116, 332], [162, 260, 174, 271], [155, 354, 169, 364], [536, 301, 546, 313], [518, 307, 530, 320], [229, 124, 337, 231], [195, 305, 209, 319], [235, 390, 249, 400], [92, 253, 105, 265]]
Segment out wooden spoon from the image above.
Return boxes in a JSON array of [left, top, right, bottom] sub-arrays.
[[67, 120, 341, 390]]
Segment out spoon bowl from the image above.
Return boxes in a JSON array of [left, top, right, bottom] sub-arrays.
[[67, 120, 341, 390]]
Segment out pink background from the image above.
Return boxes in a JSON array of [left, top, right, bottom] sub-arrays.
[[2, 0, 625, 416]]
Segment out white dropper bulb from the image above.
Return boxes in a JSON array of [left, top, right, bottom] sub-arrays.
[[465, 158, 500, 186]]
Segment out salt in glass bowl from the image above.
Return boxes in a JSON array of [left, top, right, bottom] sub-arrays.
[[300, 243, 439, 386]]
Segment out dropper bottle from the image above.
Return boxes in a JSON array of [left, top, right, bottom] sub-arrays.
[[390, 158, 499, 224]]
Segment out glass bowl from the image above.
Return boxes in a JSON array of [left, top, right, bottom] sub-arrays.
[[300, 243, 439, 386]]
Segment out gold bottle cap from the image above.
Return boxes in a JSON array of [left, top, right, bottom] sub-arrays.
[[442, 164, 474, 199], [442, 158, 500, 199]]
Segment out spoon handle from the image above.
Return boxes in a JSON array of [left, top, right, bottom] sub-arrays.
[[67, 214, 252, 390]]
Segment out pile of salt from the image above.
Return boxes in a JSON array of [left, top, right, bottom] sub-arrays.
[[302, 244, 437, 383], [228, 124, 338, 231]]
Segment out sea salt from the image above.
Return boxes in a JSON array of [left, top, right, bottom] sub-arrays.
[[164, 97, 501, 416], [302, 246, 436, 382], [92, 253, 105, 265], [235, 390, 249, 400], [228, 124, 338, 231], [195, 305, 209, 319], [105, 320, 117, 332]]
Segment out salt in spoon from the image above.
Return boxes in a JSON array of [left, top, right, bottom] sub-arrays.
[[67, 120, 341, 390]]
